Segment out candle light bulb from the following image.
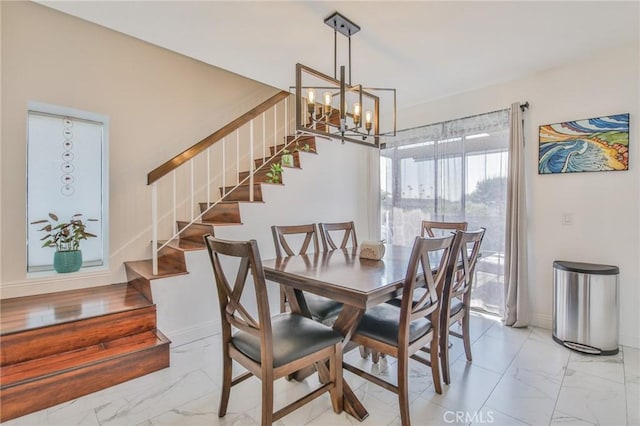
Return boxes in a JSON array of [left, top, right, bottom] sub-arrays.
[[323, 92, 332, 115], [353, 102, 361, 127], [365, 110, 372, 132], [306, 89, 316, 118]]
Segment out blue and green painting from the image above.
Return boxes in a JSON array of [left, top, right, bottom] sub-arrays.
[[538, 113, 629, 174]]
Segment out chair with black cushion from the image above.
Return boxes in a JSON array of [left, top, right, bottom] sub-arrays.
[[271, 224, 343, 323], [439, 228, 485, 385], [318, 221, 358, 251], [319, 221, 373, 359], [203, 235, 343, 425], [344, 235, 455, 426], [421, 220, 468, 237]]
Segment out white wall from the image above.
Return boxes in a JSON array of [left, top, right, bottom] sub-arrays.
[[399, 44, 640, 348], [151, 139, 375, 344], [1, 2, 278, 296]]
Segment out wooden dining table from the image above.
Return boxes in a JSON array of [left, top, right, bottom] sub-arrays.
[[262, 244, 417, 422]]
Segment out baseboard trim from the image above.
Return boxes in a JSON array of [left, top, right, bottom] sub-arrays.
[[1, 271, 113, 299], [620, 332, 640, 349], [164, 319, 220, 347], [530, 312, 552, 330]]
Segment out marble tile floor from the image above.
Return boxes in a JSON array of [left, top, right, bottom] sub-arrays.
[[4, 313, 638, 426]]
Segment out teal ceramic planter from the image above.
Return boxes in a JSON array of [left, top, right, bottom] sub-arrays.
[[53, 250, 83, 273]]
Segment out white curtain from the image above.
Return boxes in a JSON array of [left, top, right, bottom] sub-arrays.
[[503, 102, 529, 327], [381, 109, 510, 315]]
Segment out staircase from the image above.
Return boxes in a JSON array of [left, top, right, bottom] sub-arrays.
[[123, 135, 317, 299], [123, 90, 318, 302], [0, 91, 316, 422], [0, 283, 170, 422]]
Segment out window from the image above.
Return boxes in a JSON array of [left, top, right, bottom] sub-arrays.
[[381, 109, 509, 315], [27, 102, 109, 273]]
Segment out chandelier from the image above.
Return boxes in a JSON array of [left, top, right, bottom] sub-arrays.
[[294, 12, 396, 146]]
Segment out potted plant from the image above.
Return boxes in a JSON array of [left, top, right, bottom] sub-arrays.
[[31, 213, 98, 273], [280, 149, 294, 167], [266, 162, 284, 184], [281, 141, 315, 168]]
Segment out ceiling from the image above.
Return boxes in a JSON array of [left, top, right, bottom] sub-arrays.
[[39, 1, 639, 112]]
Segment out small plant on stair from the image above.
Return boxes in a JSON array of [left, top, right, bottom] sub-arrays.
[[266, 162, 284, 183]]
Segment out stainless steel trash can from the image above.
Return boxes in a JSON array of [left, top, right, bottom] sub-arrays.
[[552, 260, 619, 355]]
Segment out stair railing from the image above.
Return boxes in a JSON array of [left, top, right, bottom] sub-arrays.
[[146, 91, 297, 275]]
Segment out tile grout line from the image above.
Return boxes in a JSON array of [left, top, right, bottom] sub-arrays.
[[472, 325, 533, 424]]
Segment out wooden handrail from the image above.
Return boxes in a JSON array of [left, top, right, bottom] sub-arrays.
[[147, 90, 290, 185]]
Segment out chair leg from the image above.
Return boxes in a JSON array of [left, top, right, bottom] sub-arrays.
[[359, 345, 370, 359], [279, 286, 287, 313], [371, 350, 380, 364], [430, 336, 442, 394], [462, 313, 472, 362], [261, 377, 274, 426], [397, 355, 411, 426], [218, 352, 232, 417], [439, 323, 451, 385]]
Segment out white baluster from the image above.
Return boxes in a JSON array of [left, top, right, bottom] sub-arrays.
[[151, 183, 158, 275], [190, 158, 194, 220], [222, 137, 226, 197], [172, 171, 176, 234], [285, 97, 289, 138], [250, 120, 254, 202], [236, 129, 240, 185], [206, 147, 210, 210], [262, 112, 266, 161]]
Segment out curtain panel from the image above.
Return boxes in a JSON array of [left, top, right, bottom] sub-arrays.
[[381, 109, 510, 315]]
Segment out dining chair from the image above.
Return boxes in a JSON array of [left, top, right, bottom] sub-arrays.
[[203, 235, 344, 425], [439, 228, 485, 385], [344, 235, 455, 426], [271, 224, 343, 323], [318, 221, 358, 251], [420, 220, 468, 237], [319, 221, 373, 359]]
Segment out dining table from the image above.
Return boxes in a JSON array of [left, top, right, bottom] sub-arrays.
[[262, 244, 419, 422]]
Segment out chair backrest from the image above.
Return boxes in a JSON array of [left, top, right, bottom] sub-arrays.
[[421, 220, 468, 238], [204, 235, 273, 360], [271, 224, 319, 257], [443, 228, 485, 309], [318, 221, 358, 251], [399, 235, 456, 340]]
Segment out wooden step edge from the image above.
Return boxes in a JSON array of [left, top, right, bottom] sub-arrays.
[[199, 221, 244, 226], [159, 239, 206, 252], [0, 284, 154, 337], [0, 331, 170, 422], [1, 330, 170, 389], [124, 260, 188, 281]]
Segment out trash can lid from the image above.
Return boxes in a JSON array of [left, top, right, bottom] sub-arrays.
[[553, 260, 619, 275]]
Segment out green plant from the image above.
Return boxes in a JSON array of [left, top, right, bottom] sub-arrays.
[[295, 142, 314, 153], [31, 213, 98, 252], [266, 162, 284, 184], [290, 141, 314, 153]]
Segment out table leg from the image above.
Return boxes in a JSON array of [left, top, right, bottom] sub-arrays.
[[284, 289, 370, 421]]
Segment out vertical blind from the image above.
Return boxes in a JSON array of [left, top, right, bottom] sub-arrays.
[[381, 109, 509, 315]]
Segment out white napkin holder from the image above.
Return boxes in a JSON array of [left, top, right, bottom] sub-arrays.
[[359, 241, 386, 260]]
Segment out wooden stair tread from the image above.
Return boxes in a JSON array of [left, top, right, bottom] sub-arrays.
[[0, 283, 152, 336], [124, 259, 189, 281], [1, 330, 169, 388], [161, 239, 206, 251]]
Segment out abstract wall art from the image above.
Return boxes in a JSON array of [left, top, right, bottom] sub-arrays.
[[538, 113, 629, 174]]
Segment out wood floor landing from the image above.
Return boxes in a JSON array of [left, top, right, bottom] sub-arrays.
[[0, 282, 152, 335]]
